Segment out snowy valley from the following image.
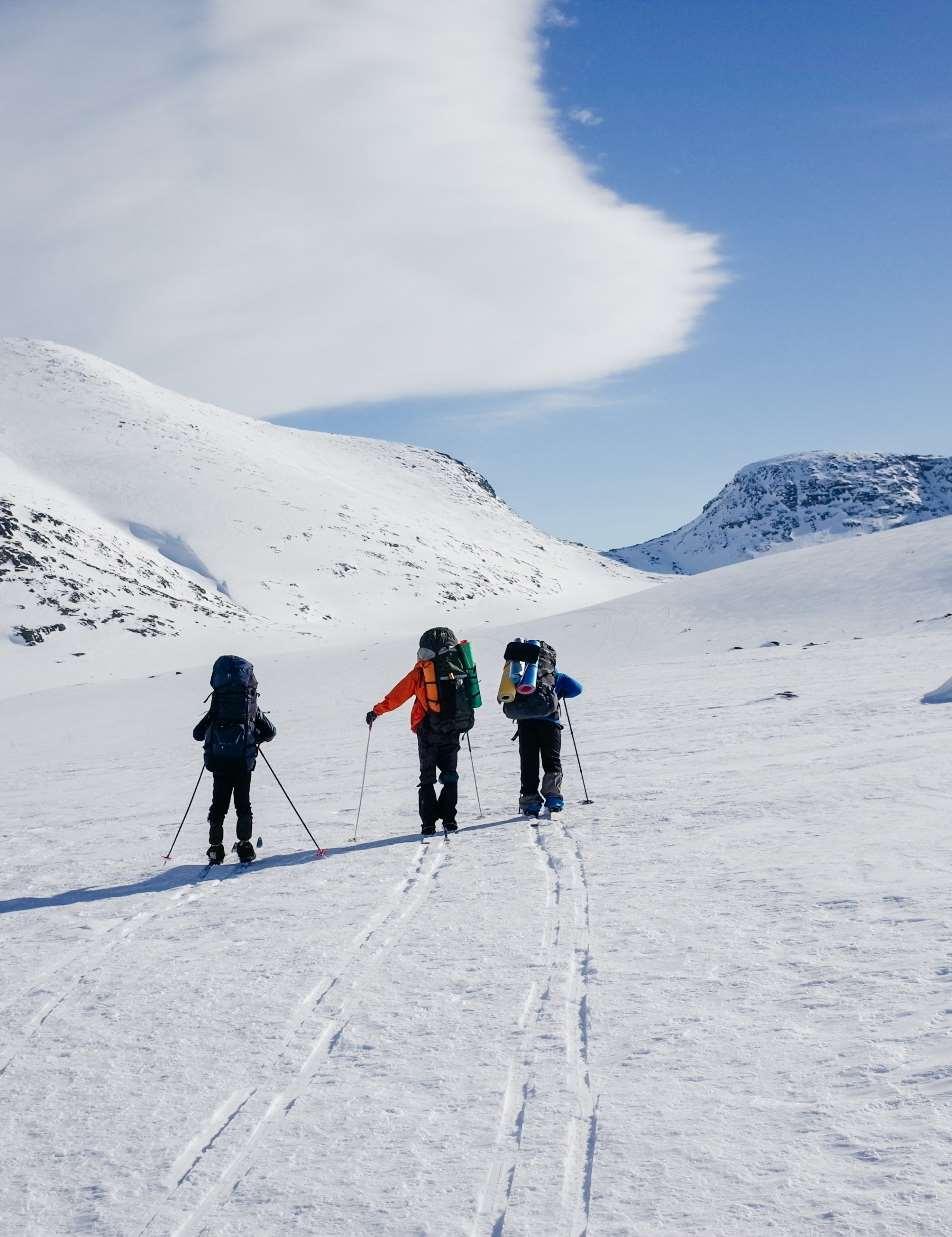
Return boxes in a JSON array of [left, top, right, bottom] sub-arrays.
[[3, 345, 952, 1235]]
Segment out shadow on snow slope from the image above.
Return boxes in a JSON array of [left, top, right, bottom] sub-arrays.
[[0, 848, 320, 916], [0, 817, 525, 916]]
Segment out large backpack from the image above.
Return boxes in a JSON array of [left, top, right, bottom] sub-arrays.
[[419, 627, 476, 736], [203, 655, 259, 770], [502, 639, 558, 722]]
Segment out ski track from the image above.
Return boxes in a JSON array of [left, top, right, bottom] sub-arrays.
[[558, 821, 598, 1237], [472, 814, 597, 1237], [471, 821, 561, 1237], [142, 835, 449, 1237], [9, 611, 952, 1234], [0, 868, 227, 1082], [164, 1088, 259, 1190]]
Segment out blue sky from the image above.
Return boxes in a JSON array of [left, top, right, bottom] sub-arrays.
[[276, 1, 951, 547]]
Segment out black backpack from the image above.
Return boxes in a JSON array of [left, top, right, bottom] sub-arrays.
[[502, 639, 559, 722], [428, 646, 476, 736], [204, 655, 259, 770]]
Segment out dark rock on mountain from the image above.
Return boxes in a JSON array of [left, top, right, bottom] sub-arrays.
[[608, 452, 952, 574]]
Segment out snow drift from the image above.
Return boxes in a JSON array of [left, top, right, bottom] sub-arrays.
[[0, 453, 244, 650]]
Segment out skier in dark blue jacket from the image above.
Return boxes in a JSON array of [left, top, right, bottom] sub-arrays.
[[193, 655, 276, 864], [518, 669, 582, 818]]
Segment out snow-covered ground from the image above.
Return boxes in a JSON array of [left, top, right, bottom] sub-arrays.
[[3, 513, 952, 1235]]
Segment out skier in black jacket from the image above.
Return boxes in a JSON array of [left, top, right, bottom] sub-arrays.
[[517, 667, 582, 817], [193, 655, 276, 864]]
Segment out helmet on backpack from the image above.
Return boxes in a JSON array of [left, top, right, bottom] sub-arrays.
[[417, 627, 457, 661]]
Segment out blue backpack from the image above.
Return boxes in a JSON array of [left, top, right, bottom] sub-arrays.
[[204, 655, 259, 770]]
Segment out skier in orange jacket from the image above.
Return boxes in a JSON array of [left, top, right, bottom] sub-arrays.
[[366, 626, 474, 836]]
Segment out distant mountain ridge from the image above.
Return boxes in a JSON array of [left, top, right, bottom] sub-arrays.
[[607, 452, 952, 574]]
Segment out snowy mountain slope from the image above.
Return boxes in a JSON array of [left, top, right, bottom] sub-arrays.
[[608, 451, 952, 574], [3, 518, 952, 1234], [1, 454, 245, 651], [0, 338, 644, 664], [559, 511, 952, 673]]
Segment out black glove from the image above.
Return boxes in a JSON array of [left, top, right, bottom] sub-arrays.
[[365, 710, 377, 727]]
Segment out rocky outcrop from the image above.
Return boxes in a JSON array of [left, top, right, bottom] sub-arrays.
[[608, 453, 952, 574], [1, 491, 243, 649]]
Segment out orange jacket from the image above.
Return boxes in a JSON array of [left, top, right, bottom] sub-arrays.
[[372, 661, 440, 732]]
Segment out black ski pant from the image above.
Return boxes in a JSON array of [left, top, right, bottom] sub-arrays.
[[208, 762, 253, 844], [416, 723, 461, 826], [518, 720, 563, 804]]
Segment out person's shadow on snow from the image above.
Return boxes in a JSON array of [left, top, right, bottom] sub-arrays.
[[0, 816, 524, 916], [0, 848, 319, 915]]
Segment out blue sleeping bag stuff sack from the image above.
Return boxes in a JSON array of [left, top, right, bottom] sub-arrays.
[[502, 640, 558, 721]]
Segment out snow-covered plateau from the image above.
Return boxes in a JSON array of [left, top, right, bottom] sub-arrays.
[[3, 485, 952, 1235], [608, 451, 952, 574]]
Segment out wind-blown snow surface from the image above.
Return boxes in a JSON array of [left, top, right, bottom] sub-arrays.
[[3, 516, 952, 1234], [609, 451, 952, 574], [0, 338, 641, 692]]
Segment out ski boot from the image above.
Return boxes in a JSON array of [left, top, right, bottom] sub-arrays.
[[235, 839, 256, 864], [442, 815, 459, 834], [421, 823, 437, 837], [544, 794, 564, 813], [519, 794, 543, 820], [206, 843, 226, 865]]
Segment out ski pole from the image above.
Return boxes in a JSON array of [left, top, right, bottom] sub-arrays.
[[562, 699, 594, 804], [352, 726, 373, 842], [163, 764, 205, 861], [257, 747, 325, 856], [466, 731, 484, 817]]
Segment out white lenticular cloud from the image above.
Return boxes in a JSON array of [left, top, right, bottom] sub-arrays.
[[0, 0, 722, 416]]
